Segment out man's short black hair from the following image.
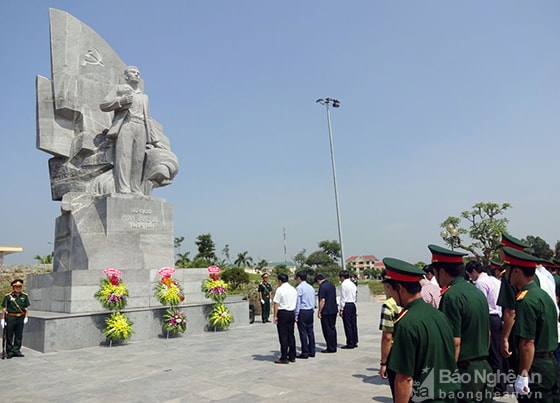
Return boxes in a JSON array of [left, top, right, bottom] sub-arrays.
[[383, 279, 422, 294], [339, 270, 349, 279], [296, 272, 307, 282], [465, 260, 484, 274], [432, 262, 465, 278], [314, 274, 325, 283], [277, 273, 288, 283]]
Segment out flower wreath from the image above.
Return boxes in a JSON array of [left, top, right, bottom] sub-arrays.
[[154, 267, 185, 306], [209, 303, 234, 329], [201, 266, 228, 303], [104, 311, 134, 342], [94, 268, 129, 311], [163, 307, 187, 334]]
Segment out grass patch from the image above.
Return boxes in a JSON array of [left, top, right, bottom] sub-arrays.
[[368, 280, 385, 296]]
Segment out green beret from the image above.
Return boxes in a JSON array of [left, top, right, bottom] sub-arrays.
[[502, 246, 540, 269], [428, 244, 467, 264]]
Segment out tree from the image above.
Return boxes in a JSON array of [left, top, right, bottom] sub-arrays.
[[255, 259, 269, 273], [555, 241, 560, 261], [272, 264, 291, 278], [234, 251, 253, 268], [34, 254, 52, 264], [318, 240, 341, 263], [305, 251, 333, 268], [293, 249, 307, 269], [222, 244, 231, 265], [174, 236, 185, 252], [175, 252, 191, 268], [194, 233, 217, 264], [221, 267, 250, 290], [523, 236, 553, 260], [440, 202, 511, 265]]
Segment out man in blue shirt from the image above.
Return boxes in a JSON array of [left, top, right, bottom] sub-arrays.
[[295, 272, 316, 359]]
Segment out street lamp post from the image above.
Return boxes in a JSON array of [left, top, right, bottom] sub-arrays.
[[316, 98, 345, 270]]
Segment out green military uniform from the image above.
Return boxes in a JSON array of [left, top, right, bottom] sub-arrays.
[[383, 258, 460, 402], [258, 278, 273, 323], [501, 246, 560, 402], [1, 281, 30, 359], [429, 244, 494, 402], [512, 282, 560, 402]]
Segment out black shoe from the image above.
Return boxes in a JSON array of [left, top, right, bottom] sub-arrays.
[[296, 354, 308, 359], [6, 355, 12, 359], [274, 359, 289, 364], [308, 354, 315, 358], [321, 349, 336, 353], [12, 352, 24, 357], [341, 345, 355, 349], [288, 358, 296, 362]]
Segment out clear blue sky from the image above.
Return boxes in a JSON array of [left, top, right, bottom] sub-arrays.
[[1, 1, 560, 265]]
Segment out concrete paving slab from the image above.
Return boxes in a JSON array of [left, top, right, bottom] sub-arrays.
[[0, 301, 518, 402]]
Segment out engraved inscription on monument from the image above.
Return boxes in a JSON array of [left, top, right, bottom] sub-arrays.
[[122, 208, 161, 230]]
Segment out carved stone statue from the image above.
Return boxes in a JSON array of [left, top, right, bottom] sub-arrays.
[[36, 10, 178, 200], [98, 66, 175, 195]]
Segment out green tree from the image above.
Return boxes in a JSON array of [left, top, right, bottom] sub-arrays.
[[34, 254, 52, 264], [440, 202, 511, 265], [255, 259, 269, 273], [555, 241, 560, 261], [222, 244, 231, 265], [272, 264, 291, 278], [174, 236, 185, 252], [523, 235, 553, 260], [305, 251, 333, 268], [293, 249, 307, 269], [318, 240, 341, 262], [194, 233, 217, 264], [221, 267, 250, 290], [234, 251, 253, 268], [175, 252, 191, 268]]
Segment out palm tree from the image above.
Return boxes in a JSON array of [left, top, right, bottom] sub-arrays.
[[34, 254, 53, 264], [175, 252, 191, 268], [234, 251, 253, 268]]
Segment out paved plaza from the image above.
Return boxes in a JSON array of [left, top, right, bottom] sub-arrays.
[[1, 301, 516, 402]]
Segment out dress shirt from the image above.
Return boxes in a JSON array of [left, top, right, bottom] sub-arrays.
[[295, 281, 315, 318], [339, 278, 357, 311], [474, 272, 501, 316], [273, 282, 297, 311]]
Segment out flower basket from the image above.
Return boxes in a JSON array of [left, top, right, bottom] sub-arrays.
[[104, 311, 134, 343], [163, 308, 187, 334], [154, 267, 185, 306], [209, 303, 234, 330], [201, 278, 228, 303], [94, 268, 128, 311]]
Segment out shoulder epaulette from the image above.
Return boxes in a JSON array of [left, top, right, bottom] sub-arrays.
[[394, 308, 408, 324], [516, 290, 528, 301], [440, 285, 451, 295]]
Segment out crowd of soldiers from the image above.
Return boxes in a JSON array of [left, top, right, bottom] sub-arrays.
[[380, 233, 560, 403]]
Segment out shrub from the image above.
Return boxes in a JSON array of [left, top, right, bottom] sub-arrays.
[[221, 267, 249, 290]]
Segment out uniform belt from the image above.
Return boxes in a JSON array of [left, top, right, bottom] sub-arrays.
[[7, 313, 23, 317], [457, 356, 485, 368], [534, 352, 554, 358]]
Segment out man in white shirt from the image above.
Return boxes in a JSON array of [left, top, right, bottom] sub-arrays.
[[465, 260, 506, 394], [339, 270, 358, 349], [273, 273, 297, 364]]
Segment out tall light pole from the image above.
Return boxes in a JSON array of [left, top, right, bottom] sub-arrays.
[[316, 98, 345, 270]]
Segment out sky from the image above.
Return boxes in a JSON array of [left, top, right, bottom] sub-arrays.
[[1, 1, 560, 266]]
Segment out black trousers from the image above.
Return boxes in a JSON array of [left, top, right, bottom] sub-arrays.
[[5, 315, 24, 355], [297, 309, 315, 357], [320, 313, 337, 352], [342, 302, 358, 347], [488, 314, 506, 392], [276, 310, 296, 360], [261, 298, 270, 322]]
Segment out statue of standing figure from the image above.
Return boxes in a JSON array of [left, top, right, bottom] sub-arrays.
[[100, 66, 171, 195]]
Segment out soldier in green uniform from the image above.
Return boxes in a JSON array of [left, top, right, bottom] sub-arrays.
[[1, 279, 30, 358], [258, 273, 273, 323], [428, 244, 494, 402], [501, 246, 560, 402], [383, 257, 459, 402]]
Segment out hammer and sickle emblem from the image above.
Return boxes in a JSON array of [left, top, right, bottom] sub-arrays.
[[82, 48, 104, 66]]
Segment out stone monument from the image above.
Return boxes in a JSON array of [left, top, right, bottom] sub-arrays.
[[27, 9, 247, 352]]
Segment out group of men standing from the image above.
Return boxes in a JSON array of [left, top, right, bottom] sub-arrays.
[[270, 270, 358, 364], [381, 234, 560, 403]]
